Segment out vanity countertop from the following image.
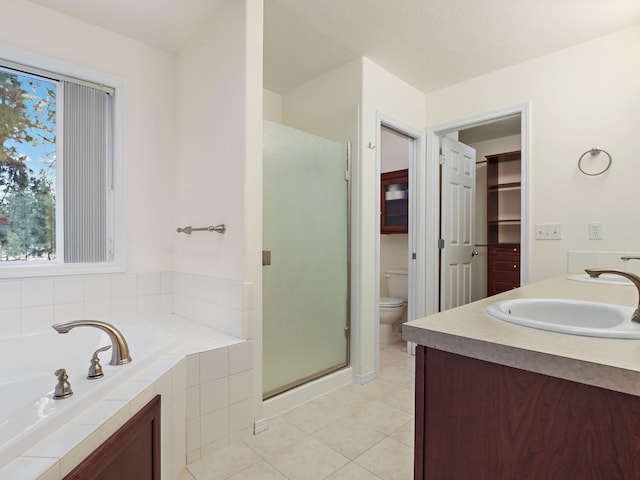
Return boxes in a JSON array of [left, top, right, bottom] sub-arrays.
[[402, 274, 640, 396]]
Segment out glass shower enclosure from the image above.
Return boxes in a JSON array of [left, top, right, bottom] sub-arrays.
[[263, 121, 350, 399]]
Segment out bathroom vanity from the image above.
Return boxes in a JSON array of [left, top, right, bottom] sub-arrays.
[[403, 275, 640, 479]]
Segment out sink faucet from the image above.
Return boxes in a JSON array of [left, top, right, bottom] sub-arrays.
[[52, 320, 132, 365], [584, 269, 640, 323]]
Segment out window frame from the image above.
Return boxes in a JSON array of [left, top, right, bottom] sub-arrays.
[[0, 45, 126, 278]]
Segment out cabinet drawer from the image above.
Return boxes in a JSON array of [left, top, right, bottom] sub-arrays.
[[489, 244, 519, 255], [493, 260, 520, 272], [490, 270, 520, 284]]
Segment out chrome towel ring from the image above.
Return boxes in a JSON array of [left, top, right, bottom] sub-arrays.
[[578, 148, 612, 176]]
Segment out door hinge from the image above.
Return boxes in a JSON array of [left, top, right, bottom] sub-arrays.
[[412, 252, 417, 260], [438, 238, 445, 249], [344, 327, 350, 339], [262, 250, 272, 266], [439, 154, 446, 165], [344, 169, 350, 181]]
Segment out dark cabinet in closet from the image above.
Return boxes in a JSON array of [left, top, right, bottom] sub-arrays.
[[486, 151, 521, 295]]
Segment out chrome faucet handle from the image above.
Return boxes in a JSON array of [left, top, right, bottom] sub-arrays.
[[53, 368, 73, 399], [87, 345, 111, 379]]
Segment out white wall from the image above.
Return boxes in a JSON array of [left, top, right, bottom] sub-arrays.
[[1, 0, 176, 274], [425, 25, 640, 282], [360, 57, 426, 376], [263, 88, 283, 123], [282, 58, 362, 144], [174, 0, 264, 446]]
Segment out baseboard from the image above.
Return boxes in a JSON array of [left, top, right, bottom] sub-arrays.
[[357, 370, 377, 384]]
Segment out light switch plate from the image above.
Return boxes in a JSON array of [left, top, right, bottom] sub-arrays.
[[535, 223, 562, 240]]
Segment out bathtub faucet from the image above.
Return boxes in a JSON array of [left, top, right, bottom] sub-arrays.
[[52, 320, 132, 366]]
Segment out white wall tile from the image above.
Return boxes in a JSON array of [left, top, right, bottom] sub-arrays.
[[186, 386, 200, 420], [111, 274, 137, 298], [0, 308, 20, 336], [112, 296, 137, 320], [229, 399, 254, 434], [84, 300, 112, 321], [54, 277, 84, 305], [205, 277, 222, 304], [171, 359, 187, 399], [186, 418, 201, 452], [200, 378, 228, 414], [161, 271, 174, 294], [200, 408, 228, 447], [84, 276, 112, 302], [137, 273, 161, 296], [186, 354, 200, 388], [242, 282, 254, 311], [225, 281, 243, 310], [199, 348, 229, 384], [21, 279, 54, 307], [161, 294, 174, 315], [21, 305, 54, 333], [54, 303, 84, 322], [229, 370, 253, 405], [186, 448, 201, 464], [0, 281, 21, 310], [138, 295, 162, 318], [229, 341, 252, 374]]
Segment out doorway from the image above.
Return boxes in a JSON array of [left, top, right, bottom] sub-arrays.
[[426, 104, 530, 315], [376, 115, 426, 366]]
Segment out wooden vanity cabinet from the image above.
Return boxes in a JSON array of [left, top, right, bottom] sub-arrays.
[[64, 395, 161, 480], [380, 169, 408, 234], [486, 151, 521, 295], [414, 346, 640, 479]]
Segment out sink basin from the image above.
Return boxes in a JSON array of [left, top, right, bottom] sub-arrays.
[[486, 298, 640, 339], [567, 273, 633, 286]]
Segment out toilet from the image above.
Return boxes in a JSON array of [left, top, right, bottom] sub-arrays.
[[379, 268, 408, 344]]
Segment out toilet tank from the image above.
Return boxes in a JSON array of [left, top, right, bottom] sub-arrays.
[[385, 269, 408, 300]]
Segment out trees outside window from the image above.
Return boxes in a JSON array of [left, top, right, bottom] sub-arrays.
[[0, 70, 56, 262]]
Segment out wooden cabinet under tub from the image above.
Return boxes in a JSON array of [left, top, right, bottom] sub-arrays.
[[64, 395, 161, 480]]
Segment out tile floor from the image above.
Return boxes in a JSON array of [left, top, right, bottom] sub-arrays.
[[181, 341, 415, 480]]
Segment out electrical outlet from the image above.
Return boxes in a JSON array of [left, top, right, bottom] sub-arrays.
[[535, 223, 562, 240], [589, 222, 603, 240]]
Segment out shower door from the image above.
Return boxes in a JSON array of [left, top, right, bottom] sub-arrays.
[[263, 121, 349, 399]]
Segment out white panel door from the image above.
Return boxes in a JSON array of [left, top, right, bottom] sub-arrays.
[[440, 137, 476, 311]]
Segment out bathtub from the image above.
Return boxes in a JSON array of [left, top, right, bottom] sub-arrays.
[[0, 319, 176, 470]]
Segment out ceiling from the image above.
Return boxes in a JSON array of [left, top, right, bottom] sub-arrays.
[[27, 0, 640, 94]]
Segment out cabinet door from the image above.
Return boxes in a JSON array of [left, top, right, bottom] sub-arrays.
[[416, 347, 640, 479], [380, 169, 408, 234]]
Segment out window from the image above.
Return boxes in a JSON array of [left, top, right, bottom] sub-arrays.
[[0, 56, 123, 277]]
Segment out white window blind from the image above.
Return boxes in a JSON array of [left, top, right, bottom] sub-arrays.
[[63, 82, 113, 263]]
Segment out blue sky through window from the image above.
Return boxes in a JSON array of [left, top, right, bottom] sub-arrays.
[[3, 71, 57, 184]]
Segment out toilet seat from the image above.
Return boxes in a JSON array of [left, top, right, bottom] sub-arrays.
[[380, 297, 404, 308]]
